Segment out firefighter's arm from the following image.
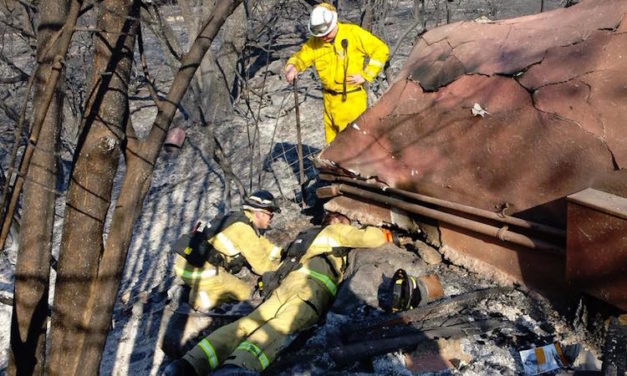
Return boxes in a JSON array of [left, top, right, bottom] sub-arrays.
[[226, 223, 282, 274], [285, 39, 316, 75], [331, 223, 394, 248], [356, 27, 389, 82]]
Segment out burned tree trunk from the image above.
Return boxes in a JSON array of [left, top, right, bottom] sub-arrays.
[[46, 1, 140, 374], [202, 1, 252, 123], [8, 0, 80, 374], [77, 1, 242, 373], [361, 0, 388, 36]]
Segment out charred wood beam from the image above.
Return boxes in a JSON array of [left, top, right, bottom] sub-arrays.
[[341, 287, 511, 336], [264, 291, 514, 373], [331, 318, 514, 367]]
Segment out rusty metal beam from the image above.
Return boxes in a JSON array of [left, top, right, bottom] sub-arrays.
[[330, 183, 564, 255], [320, 173, 565, 239], [566, 188, 627, 311]]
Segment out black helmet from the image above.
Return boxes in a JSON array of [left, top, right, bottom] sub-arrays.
[[243, 190, 281, 213], [390, 268, 443, 312]]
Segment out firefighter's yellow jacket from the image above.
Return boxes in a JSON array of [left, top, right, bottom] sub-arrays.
[[174, 210, 282, 310], [286, 22, 389, 143], [181, 223, 394, 374]]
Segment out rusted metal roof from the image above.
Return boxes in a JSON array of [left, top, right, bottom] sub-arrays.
[[317, 0, 626, 225], [315, 0, 627, 310]]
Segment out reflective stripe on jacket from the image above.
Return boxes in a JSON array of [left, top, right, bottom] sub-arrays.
[[286, 22, 389, 92], [207, 210, 281, 275], [302, 223, 392, 285]]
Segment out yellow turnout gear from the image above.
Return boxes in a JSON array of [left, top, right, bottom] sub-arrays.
[[181, 223, 391, 374], [174, 210, 281, 310], [286, 22, 388, 143]]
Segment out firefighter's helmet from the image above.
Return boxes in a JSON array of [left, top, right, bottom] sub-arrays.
[[243, 190, 281, 213], [308, 3, 338, 37]]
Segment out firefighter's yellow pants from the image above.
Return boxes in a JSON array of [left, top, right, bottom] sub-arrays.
[[323, 88, 367, 144], [182, 257, 336, 374], [174, 255, 251, 311]]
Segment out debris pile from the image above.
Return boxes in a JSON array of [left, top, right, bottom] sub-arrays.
[[251, 243, 615, 375]]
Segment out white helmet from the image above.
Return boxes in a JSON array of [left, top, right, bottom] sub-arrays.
[[308, 4, 338, 37]]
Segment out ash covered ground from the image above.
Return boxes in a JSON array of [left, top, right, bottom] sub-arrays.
[[0, 1, 612, 375]]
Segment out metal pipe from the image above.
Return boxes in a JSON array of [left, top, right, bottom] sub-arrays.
[[320, 173, 565, 239], [333, 183, 565, 255]]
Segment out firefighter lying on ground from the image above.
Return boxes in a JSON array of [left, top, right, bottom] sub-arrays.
[[284, 3, 389, 144], [164, 212, 399, 375], [173, 190, 282, 311]]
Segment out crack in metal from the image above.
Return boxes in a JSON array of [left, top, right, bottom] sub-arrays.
[[532, 69, 602, 91], [529, 101, 617, 168]]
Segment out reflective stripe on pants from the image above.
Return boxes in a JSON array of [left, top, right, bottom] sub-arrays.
[[198, 339, 219, 370], [236, 340, 270, 370], [299, 267, 337, 296]]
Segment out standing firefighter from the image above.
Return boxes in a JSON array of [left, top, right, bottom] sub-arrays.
[[164, 212, 398, 375], [284, 3, 389, 144], [173, 190, 282, 311]]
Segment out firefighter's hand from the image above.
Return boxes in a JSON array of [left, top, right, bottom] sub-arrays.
[[347, 74, 366, 85], [284, 64, 298, 84]]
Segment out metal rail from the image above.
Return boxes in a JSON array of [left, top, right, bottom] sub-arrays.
[[329, 183, 565, 255], [319, 173, 565, 239]]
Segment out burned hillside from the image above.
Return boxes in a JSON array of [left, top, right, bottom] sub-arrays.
[[0, 0, 625, 375]]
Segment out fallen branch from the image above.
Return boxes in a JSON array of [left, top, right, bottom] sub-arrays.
[[331, 318, 514, 366], [341, 287, 512, 336]]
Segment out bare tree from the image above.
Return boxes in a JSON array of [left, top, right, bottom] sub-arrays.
[[361, 0, 389, 36], [47, 1, 242, 373], [46, 0, 141, 372], [1, 0, 242, 373], [8, 0, 70, 373]]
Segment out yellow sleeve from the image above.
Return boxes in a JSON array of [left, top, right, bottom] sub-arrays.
[[320, 223, 390, 249], [355, 26, 389, 82], [337, 224, 390, 248], [211, 222, 282, 274], [286, 38, 317, 72]]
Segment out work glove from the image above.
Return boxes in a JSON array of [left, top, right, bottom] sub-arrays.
[[391, 230, 402, 247], [382, 228, 402, 247]]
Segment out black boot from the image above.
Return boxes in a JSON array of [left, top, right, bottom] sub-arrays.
[[210, 364, 259, 376], [162, 358, 197, 376]]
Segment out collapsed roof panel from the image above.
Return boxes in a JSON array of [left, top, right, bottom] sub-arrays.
[[318, 0, 627, 225]]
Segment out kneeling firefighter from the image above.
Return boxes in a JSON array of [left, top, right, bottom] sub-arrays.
[[164, 212, 399, 376], [173, 190, 282, 311]]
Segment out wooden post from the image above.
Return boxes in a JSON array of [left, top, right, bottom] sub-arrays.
[[292, 79, 306, 207]]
